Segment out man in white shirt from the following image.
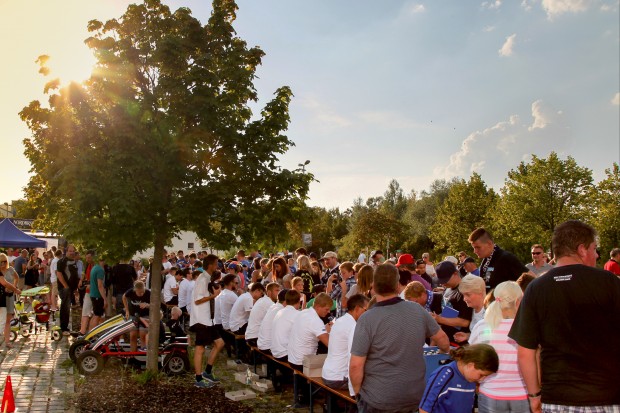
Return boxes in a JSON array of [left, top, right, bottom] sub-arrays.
[[229, 282, 266, 334], [246, 282, 280, 347], [257, 289, 287, 353], [162, 267, 181, 305], [287, 292, 333, 407], [50, 250, 61, 311], [177, 268, 193, 323], [189, 254, 223, 388], [217, 274, 239, 331], [322, 294, 370, 392], [270, 290, 302, 361]]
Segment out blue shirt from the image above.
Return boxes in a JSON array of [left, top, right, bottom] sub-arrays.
[[419, 361, 476, 413], [13, 256, 27, 277]]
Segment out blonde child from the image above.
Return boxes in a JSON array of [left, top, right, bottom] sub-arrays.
[[291, 276, 306, 308]]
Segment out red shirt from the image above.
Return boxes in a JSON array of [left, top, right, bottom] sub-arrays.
[[603, 259, 620, 276]]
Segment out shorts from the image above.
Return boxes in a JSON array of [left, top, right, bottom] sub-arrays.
[[91, 297, 105, 317], [130, 317, 149, 332], [51, 281, 58, 296], [82, 294, 93, 317], [190, 323, 221, 346]]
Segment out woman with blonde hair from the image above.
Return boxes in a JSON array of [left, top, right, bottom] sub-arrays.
[[470, 281, 528, 413], [348, 264, 373, 297], [0, 253, 22, 348]]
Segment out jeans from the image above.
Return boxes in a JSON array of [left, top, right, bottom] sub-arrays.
[[59, 287, 72, 331], [478, 393, 530, 413]]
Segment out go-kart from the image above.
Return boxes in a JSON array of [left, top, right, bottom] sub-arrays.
[[75, 316, 190, 376], [69, 314, 125, 362]]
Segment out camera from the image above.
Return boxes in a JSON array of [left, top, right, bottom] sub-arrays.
[[208, 280, 221, 294]]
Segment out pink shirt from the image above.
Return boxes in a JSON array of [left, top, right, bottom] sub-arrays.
[[470, 318, 527, 400]]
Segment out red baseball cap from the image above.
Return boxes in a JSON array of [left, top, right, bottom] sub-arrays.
[[396, 253, 415, 267]]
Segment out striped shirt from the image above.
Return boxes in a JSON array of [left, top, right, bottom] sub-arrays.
[[470, 318, 527, 400]]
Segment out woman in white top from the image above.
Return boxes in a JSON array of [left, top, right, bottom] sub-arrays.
[[0, 253, 21, 348], [470, 281, 528, 413]]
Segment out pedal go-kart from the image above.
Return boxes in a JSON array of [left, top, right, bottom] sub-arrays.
[[69, 314, 125, 362], [75, 316, 190, 376]]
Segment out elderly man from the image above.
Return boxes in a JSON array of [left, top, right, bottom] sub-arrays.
[[469, 228, 527, 290], [350, 264, 449, 413], [525, 244, 554, 276], [509, 220, 620, 413]]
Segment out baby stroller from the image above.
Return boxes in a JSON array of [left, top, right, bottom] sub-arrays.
[[9, 286, 62, 342]]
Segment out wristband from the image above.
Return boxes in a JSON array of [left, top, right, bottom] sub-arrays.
[[527, 390, 542, 398]]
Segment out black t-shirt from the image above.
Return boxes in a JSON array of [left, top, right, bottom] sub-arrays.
[[480, 247, 528, 290], [123, 288, 151, 318], [295, 269, 317, 299], [441, 284, 473, 343], [112, 264, 137, 295], [509, 265, 620, 405], [429, 292, 443, 314], [57, 257, 79, 290]]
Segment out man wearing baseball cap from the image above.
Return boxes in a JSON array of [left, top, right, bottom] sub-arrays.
[[430, 260, 473, 344], [321, 251, 340, 285]]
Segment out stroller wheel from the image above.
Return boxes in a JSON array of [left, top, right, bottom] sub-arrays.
[[51, 330, 62, 341], [77, 350, 104, 375], [21, 326, 30, 337], [10, 330, 17, 342]]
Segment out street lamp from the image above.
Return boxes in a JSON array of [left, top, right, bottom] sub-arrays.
[[1, 202, 14, 218]]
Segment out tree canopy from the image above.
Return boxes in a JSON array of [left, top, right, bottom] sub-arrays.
[[21, 0, 312, 371]]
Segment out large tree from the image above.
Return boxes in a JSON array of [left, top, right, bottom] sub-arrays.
[[20, 0, 311, 372], [492, 152, 593, 258], [590, 163, 620, 259], [429, 173, 496, 255]]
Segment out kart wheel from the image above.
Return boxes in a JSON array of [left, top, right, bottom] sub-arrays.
[[51, 330, 62, 341], [21, 326, 30, 337], [163, 352, 189, 375], [70, 339, 90, 362], [77, 350, 104, 375], [9, 330, 17, 342]]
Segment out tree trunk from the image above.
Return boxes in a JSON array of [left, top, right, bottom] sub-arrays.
[[146, 231, 165, 374]]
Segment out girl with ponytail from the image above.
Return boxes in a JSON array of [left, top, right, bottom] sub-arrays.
[[470, 281, 529, 412]]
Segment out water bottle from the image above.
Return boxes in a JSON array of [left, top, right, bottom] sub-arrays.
[[246, 367, 252, 385]]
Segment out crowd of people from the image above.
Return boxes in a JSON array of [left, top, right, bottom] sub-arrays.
[[0, 219, 619, 413]]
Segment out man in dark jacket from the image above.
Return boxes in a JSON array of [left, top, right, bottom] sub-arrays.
[[468, 228, 527, 290]]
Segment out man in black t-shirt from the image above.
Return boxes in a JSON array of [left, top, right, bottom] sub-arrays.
[[509, 220, 620, 412], [111, 261, 137, 315], [56, 245, 79, 335], [431, 261, 473, 344], [122, 281, 151, 352]]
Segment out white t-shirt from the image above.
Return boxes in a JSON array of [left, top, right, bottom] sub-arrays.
[[287, 308, 327, 365], [162, 261, 172, 273], [470, 307, 485, 330], [217, 288, 238, 330], [257, 302, 282, 351], [177, 278, 190, 309], [50, 257, 59, 283], [181, 279, 195, 314], [190, 272, 213, 327], [245, 295, 275, 340], [357, 253, 366, 263], [229, 292, 254, 332], [347, 327, 356, 396], [425, 264, 436, 277], [270, 305, 300, 358], [322, 312, 356, 381], [162, 275, 177, 303]]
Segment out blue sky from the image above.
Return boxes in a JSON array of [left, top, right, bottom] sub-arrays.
[[1, 0, 618, 210]]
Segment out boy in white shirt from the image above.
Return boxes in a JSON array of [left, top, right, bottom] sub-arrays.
[[246, 282, 281, 347]]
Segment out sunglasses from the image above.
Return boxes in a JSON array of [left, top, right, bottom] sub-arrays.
[[531, 252, 542, 255], [0, 260, 6, 263]]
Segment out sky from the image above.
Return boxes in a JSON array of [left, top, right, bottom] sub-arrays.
[[1, 0, 619, 211]]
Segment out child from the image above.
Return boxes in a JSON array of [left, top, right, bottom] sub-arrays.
[[419, 344, 499, 413], [291, 276, 306, 308]]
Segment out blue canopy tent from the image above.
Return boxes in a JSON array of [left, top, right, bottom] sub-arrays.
[[0, 219, 47, 248]]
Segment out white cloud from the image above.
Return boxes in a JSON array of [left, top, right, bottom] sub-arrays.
[[483, 25, 496, 32], [434, 101, 569, 187], [528, 99, 562, 130], [523, 0, 608, 19], [296, 96, 352, 131], [499, 34, 517, 57], [612, 92, 620, 105], [481, 1, 502, 9], [402, 2, 426, 15]]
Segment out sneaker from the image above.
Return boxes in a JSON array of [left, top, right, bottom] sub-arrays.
[[194, 380, 215, 388], [202, 372, 220, 383]]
